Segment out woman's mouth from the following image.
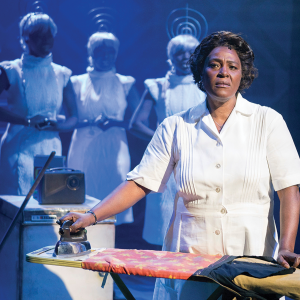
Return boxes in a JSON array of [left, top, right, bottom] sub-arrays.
[[215, 81, 230, 87]]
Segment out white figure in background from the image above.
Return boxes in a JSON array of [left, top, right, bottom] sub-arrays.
[[131, 34, 206, 245], [0, 12, 77, 195], [67, 32, 139, 225]]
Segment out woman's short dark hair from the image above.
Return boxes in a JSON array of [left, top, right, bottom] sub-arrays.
[[189, 31, 258, 93]]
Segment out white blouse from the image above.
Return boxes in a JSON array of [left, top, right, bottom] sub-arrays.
[[127, 94, 300, 257]]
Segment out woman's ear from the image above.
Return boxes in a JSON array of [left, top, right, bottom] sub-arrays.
[[166, 59, 173, 68], [88, 56, 93, 67]]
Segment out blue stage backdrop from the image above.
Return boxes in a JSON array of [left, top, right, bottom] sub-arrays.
[[0, 0, 299, 250]]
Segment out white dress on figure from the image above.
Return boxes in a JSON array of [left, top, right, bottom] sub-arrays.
[[67, 68, 134, 225], [128, 94, 300, 300], [142, 71, 206, 245], [0, 53, 71, 195]]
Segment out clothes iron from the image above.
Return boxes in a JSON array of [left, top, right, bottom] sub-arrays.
[[53, 220, 91, 258]]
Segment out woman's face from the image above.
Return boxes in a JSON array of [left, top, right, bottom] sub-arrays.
[[26, 28, 54, 58], [171, 48, 194, 76], [202, 46, 242, 103], [92, 45, 117, 72]]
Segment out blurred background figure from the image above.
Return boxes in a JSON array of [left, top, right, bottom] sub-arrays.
[[67, 31, 139, 225], [131, 34, 206, 246], [0, 12, 77, 195]]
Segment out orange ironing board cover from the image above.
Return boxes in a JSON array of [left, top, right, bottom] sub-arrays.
[[82, 248, 222, 279]]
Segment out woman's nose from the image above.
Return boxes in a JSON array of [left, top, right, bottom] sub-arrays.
[[218, 65, 229, 77]]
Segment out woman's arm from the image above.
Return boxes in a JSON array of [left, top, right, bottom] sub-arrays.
[[126, 84, 141, 117], [277, 185, 300, 268], [0, 68, 46, 126], [55, 79, 78, 131], [0, 108, 27, 125], [0, 66, 9, 95], [0, 67, 27, 125], [92, 85, 140, 131], [130, 90, 156, 141], [59, 180, 150, 232], [70, 113, 128, 131], [41, 79, 78, 132]]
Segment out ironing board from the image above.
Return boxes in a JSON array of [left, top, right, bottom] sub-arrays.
[[26, 246, 231, 300], [27, 247, 300, 300]]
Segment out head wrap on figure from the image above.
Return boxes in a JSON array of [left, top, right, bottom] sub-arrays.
[[87, 32, 119, 67], [19, 12, 57, 51]]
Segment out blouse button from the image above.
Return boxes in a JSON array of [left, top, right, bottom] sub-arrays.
[[215, 187, 221, 193], [215, 230, 220, 235], [216, 164, 221, 168], [221, 208, 226, 214]]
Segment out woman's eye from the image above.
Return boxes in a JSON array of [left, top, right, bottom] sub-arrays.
[[209, 63, 219, 68], [229, 65, 237, 70]]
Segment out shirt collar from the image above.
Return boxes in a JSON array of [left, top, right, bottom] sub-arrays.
[[166, 71, 195, 85], [189, 100, 207, 123], [86, 66, 116, 78], [189, 92, 254, 123], [21, 53, 53, 68], [235, 93, 255, 116]]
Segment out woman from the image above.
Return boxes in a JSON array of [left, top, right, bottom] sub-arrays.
[[67, 32, 139, 225], [61, 31, 300, 299], [131, 34, 206, 140], [0, 12, 77, 195], [131, 34, 206, 245]]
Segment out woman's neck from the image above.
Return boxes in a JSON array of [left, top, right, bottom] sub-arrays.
[[207, 95, 237, 124], [174, 68, 191, 76]]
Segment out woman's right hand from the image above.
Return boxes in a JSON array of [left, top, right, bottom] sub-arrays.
[[27, 115, 57, 130], [27, 115, 48, 127], [59, 212, 95, 232], [94, 113, 108, 127]]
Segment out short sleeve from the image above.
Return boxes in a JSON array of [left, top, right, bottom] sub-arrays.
[[144, 78, 166, 102], [127, 116, 177, 192], [70, 75, 81, 96], [0, 61, 18, 87], [116, 74, 136, 96], [61, 66, 72, 87], [144, 79, 159, 102], [266, 110, 300, 191]]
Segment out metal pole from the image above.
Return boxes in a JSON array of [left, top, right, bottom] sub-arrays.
[[0, 151, 56, 253], [110, 273, 136, 300]]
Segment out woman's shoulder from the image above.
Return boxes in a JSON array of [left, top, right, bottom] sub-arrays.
[[237, 95, 284, 132], [261, 105, 284, 129], [250, 101, 282, 122], [144, 77, 167, 88], [237, 95, 281, 118], [0, 58, 22, 71], [51, 62, 72, 77], [70, 73, 89, 83], [160, 105, 199, 129], [144, 77, 168, 102], [115, 73, 135, 85], [0, 59, 22, 84], [115, 73, 136, 96]]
